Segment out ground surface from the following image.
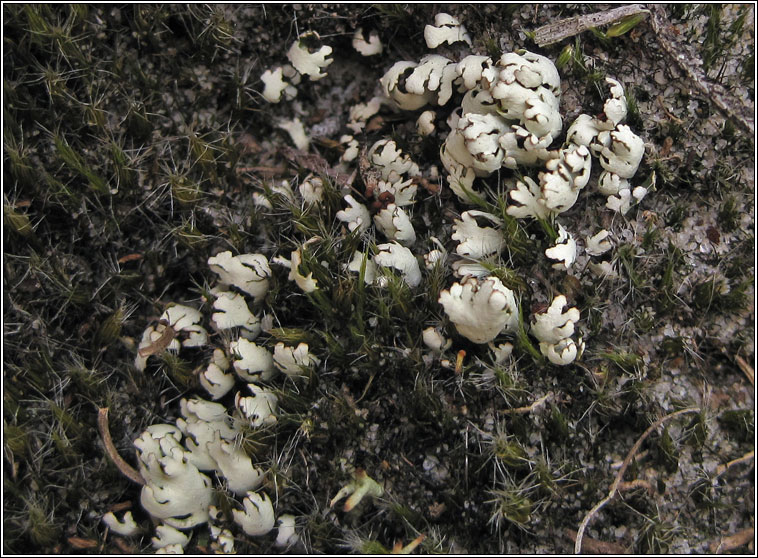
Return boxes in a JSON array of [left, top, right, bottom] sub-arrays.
[[3, 4, 755, 555]]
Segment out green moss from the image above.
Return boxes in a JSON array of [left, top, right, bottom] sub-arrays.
[[488, 486, 533, 529], [3, 423, 29, 456], [26, 497, 61, 548], [701, 5, 750, 79], [616, 243, 646, 289], [691, 276, 749, 314], [601, 350, 642, 374], [636, 514, 677, 554], [546, 404, 569, 443], [683, 410, 709, 451], [717, 195, 740, 232], [492, 436, 530, 469], [717, 409, 754, 443], [158, 352, 196, 389], [654, 426, 680, 474]]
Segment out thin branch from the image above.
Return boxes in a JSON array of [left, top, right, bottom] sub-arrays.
[[97, 407, 145, 485], [574, 407, 700, 553], [532, 5, 649, 47]]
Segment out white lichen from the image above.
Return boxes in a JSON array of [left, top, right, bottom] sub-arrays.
[[438, 276, 518, 344], [352, 27, 383, 56], [451, 210, 505, 258], [273, 342, 320, 378], [275, 514, 300, 548], [416, 110, 436, 136], [286, 247, 319, 293], [277, 117, 310, 151], [373, 204, 416, 246], [329, 468, 384, 512], [211, 291, 260, 334], [545, 224, 577, 271], [199, 348, 235, 400], [336, 195, 371, 233], [235, 384, 278, 428], [102, 511, 141, 536], [229, 338, 275, 383], [424, 13, 472, 48], [530, 294, 583, 365], [287, 31, 333, 80], [261, 66, 297, 103], [373, 242, 422, 288], [585, 230, 613, 256], [233, 491, 276, 536], [422, 326, 452, 353], [208, 252, 271, 301]]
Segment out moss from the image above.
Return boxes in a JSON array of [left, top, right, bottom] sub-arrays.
[[717, 195, 741, 232], [654, 426, 680, 474], [488, 485, 533, 529], [717, 409, 754, 443]]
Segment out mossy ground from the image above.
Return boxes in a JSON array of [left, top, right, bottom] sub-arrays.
[[3, 4, 754, 554]]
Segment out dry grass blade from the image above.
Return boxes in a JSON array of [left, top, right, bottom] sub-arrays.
[[564, 528, 630, 554], [734, 354, 754, 385], [715, 450, 754, 478], [500, 392, 552, 414], [97, 408, 144, 485]]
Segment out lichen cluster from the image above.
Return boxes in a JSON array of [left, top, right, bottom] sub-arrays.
[[124, 10, 651, 552]]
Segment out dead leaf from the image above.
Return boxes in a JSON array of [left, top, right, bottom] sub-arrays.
[[109, 501, 133, 513], [68, 537, 98, 549], [117, 253, 142, 264], [366, 115, 385, 131], [113, 537, 135, 554], [137, 324, 176, 358]]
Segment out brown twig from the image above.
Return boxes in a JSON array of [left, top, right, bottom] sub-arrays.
[[574, 407, 700, 553], [709, 527, 754, 553], [112, 538, 136, 554], [97, 408, 144, 485], [564, 528, 630, 554]]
